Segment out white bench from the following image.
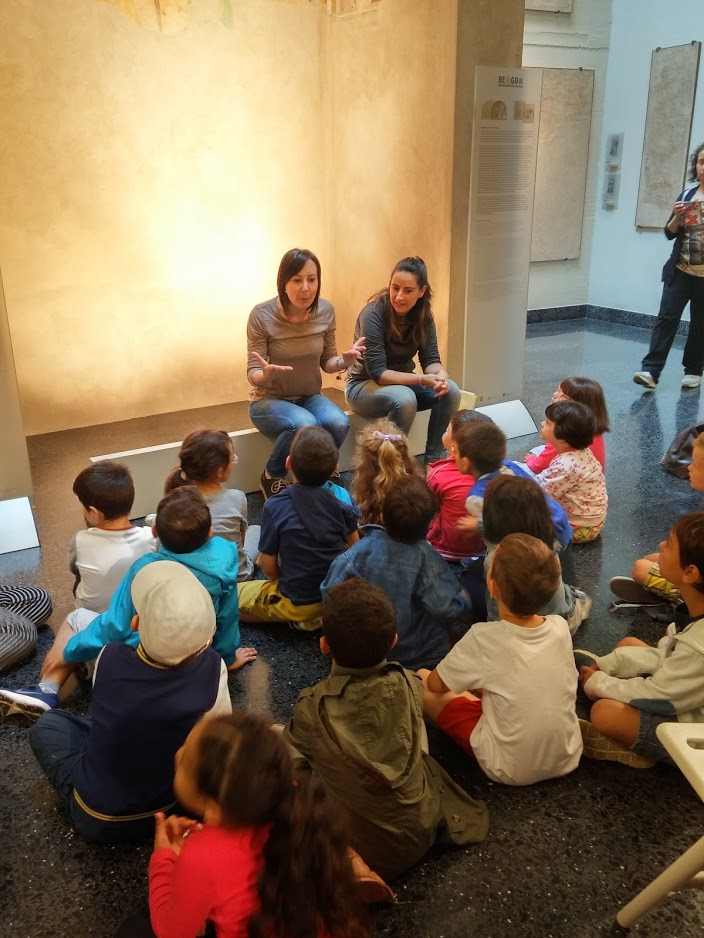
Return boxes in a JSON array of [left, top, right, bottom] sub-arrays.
[[91, 392, 477, 519]]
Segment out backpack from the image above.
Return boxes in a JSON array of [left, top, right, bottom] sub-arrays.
[[660, 422, 704, 478]]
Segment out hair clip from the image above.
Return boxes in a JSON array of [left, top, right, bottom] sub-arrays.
[[180, 469, 188, 481], [371, 431, 403, 443]]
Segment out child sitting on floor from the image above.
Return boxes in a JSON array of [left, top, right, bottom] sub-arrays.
[[610, 431, 704, 607], [481, 476, 591, 633], [69, 461, 157, 613], [579, 512, 704, 768], [536, 400, 607, 543], [352, 418, 423, 526], [453, 422, 573, 550], [322, 476, 470, 670], [525, 376, 609, 474], [28, 562, 231, 843], [420, 533, 582, 786], [0, 487, 255, 720], [426, 410, 492, 560], [285, 578, 488, 881], [164, 428, 256, 581], [128, 711, 370, 938], [237, 426, 359, 630]]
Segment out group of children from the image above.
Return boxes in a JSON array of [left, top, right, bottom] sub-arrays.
[[3, 373, 704, 936]]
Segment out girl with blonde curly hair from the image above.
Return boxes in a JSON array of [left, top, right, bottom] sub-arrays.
[[352, 418, 423, 526]]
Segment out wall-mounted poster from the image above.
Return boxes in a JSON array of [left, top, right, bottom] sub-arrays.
[[530, 68, 594, 261], [525, 0, 573, 12], [636, 42, 701, 229]]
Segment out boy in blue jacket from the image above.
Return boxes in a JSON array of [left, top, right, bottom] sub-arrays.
[[29, 561, 232, 842], [0, 487, 255, 719], [454, 422, 573, 549]]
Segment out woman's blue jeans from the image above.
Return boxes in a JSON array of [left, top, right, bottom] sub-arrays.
[[345, 378, 461, 462], [249, 394, 350, 477]]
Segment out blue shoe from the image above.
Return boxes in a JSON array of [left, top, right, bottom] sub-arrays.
[[0, 685, 59, 720]]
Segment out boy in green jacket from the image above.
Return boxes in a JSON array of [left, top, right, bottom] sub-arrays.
[[284, 577, 488, 881]]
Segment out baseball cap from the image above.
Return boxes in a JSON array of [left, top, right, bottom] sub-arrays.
[[131, 560, 216, 666]]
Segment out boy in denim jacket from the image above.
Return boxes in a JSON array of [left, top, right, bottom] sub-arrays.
[[321, 475, 469, 670]]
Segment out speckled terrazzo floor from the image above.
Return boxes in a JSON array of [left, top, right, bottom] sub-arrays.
[[2, 319, 704, 938]]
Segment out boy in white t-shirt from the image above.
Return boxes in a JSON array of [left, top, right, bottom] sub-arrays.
[[69, 462, 157, 613], [419, 533, 582, 786]]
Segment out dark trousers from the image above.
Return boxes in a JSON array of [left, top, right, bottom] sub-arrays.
[[29, 709, 155, 843], [642, 268, 704, 380]]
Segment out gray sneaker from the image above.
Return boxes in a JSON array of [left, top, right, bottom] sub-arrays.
[[682, 374, 702, 389], [633, 371, 657, 389], [610, 575, 665, 606]]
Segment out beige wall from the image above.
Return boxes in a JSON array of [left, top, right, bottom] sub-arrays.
[[1, 0, 329, 434], [1, 0, 524, 434], [323, 0, 459, 367]]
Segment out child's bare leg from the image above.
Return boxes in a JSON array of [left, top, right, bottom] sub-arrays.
[[616, 637, 650, 648], [589, 699, 640, 748], [39, 619, 78, 687], [417, 668, 479, 722], [632, 554, 659, 584]]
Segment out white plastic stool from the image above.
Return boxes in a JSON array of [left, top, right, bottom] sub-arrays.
[[616, 722, 704, 927]]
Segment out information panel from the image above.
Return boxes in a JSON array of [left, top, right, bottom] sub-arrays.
[[462, 66, 543, 406]]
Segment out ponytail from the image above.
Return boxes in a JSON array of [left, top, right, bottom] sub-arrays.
[[193, 714, 368, 938], [352, 419, 421, 526]]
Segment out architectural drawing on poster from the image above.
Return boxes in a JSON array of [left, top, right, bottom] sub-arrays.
[[636, 42, 701, 229], [525, 0, 573, 12], [531, 68, 594, 262]]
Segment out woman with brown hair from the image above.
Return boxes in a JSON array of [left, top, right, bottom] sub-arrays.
[[247, 248, 365, 499], [634, 142, 704, 390], [345, 256, 460, 464]]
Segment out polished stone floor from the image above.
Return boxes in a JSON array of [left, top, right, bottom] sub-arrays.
[[2, 319, 704, 937]]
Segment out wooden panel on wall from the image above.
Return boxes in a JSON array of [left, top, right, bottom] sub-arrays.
[[525, 0, 573, 12], [530, 67, 594, 262], [636, 42, 701, 229]]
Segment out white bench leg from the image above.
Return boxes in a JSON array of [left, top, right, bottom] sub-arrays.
[[616, 833, 704, 928]]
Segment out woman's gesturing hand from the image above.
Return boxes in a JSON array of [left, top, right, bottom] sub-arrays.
[[251, 351, 294, 385], [341, 336, 367, 369]]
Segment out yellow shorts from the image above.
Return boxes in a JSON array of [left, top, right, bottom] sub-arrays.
[[571, 521, 604, 543], [237, 579, 322, 630], [643, 562, 681, 601]]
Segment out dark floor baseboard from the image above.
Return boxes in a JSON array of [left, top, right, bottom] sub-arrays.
[[528, 304, 689, 336]]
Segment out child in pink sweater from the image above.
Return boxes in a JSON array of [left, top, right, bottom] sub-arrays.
[[536, 401, 607, 543], [526, 376, 609, 474]]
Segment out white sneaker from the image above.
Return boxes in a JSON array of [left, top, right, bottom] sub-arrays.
[[681, 374, 701, 389], [633, 371, 657, 389], [567, 590, 592, 635]]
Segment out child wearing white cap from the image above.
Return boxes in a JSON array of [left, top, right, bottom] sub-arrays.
[[27, 561, 231, 844]]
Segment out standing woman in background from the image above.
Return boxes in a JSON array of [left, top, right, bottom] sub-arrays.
[[345, 256, 460, 465], [634, 142, 704, 390], [247, 248, 365, 499]]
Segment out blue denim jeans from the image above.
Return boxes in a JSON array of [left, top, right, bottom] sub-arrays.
[[345, 378, 461, 461], [29, 710, 155, 843], [249, 394, 350, 477]]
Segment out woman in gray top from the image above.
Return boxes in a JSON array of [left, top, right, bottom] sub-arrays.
[[247, 248, 365, 499], [346, 256, 460, 463]]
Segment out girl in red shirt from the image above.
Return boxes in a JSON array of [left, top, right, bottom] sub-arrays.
[[525, 376, 609, 474], [145, 712, 369, 938]]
